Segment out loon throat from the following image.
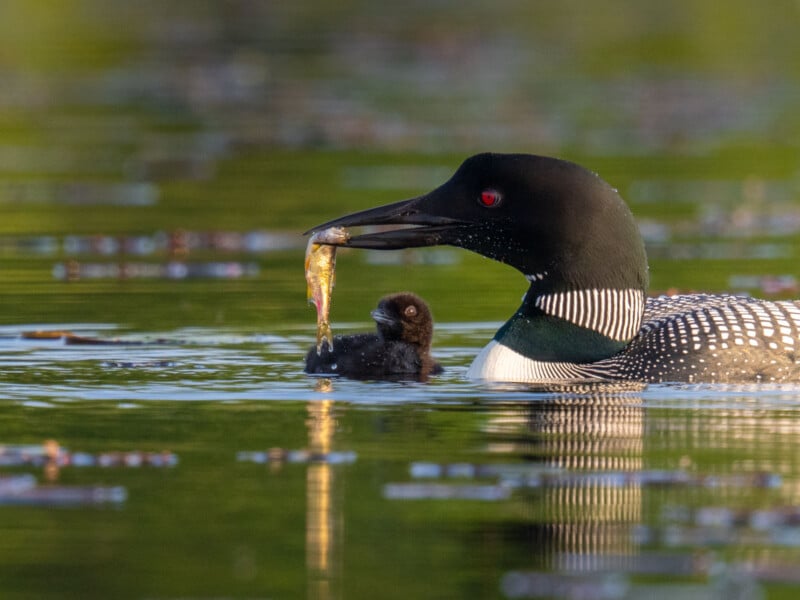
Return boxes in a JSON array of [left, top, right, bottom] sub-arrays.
[[534, 288, 645, 342], [494, 287, 646, 364]]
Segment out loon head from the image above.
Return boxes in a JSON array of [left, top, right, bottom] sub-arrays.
[[308, 153, 648, 295], [308, 153, 650, 375]]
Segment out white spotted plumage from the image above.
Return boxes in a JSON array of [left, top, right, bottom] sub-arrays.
[[469, 293, 800, 384]]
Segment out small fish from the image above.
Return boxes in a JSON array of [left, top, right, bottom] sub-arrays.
[[305, 226, 349, 354]]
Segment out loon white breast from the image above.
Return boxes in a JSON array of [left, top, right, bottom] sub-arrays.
[[307, 152, 800, 384]]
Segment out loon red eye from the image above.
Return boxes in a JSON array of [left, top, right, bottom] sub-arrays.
[[479, 189, 502, 207]]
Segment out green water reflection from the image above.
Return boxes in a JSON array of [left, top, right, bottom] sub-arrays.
[[2, 394, 800, 599], [2, 1, 800, 599]]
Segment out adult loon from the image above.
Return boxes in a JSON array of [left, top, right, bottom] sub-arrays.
[[307, 153, 800, 384], [304, 292, 442, 380]]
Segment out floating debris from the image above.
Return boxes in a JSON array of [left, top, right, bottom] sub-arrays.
[[20, 330, 175, 347], [410, 461, 561, 481], [101, 360, 177, 368], [52, 260, 260, 281], [0, 474, 37, 495], [0, 484, 127, 507], [363, 248, 460, 266], [88, 451, 178, 468], [63, 335, 151, 346], [500, 569, 764, 600], [518, 470, 780, 490], [501, 571, 628, 600], [636, 523, 800, 549], [237, 448, 357, 465], [0, 441, 172, 506], [552, 551, 798, 592], [409, 462, 780, 490], [728, 274, 798, 295], [736, 560, 800, 584], [645, 241, 792, 261], [21, 330, 116, 343], [0, 440, 60, 466], [0, 229, 299, 258], [19, 330, 74, 340], [661, 504, 800, 529], [383, 483, 511, 501], [554, 552, 713, 577], [749, 506, 800, 529], [0, 181, 157, 207], [0, 441, 178, 469]]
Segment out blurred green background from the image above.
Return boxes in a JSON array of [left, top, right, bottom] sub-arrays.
[[1, 0, 799, 330], [2, 4, 800, 600]]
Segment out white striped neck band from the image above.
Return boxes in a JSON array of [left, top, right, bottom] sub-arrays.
[[533, 288, 645, 342]]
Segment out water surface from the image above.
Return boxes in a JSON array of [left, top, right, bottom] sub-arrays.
[[2, 2, 800, 599], [3, 320, 800, 599]]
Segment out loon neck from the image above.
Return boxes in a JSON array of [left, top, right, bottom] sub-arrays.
[[494, 284, 645, 363]]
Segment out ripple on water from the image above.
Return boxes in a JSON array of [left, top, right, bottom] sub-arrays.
[[2, 323, 800, 408]]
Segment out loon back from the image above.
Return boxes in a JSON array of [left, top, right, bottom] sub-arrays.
[[307, 153, 800, 384], [623, 294, 800, 383]]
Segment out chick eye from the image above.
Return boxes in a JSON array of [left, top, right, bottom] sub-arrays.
[[404, 305, 418, 318], [479, 189, 502, 208]]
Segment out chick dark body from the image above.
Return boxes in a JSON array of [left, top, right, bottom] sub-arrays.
[[304, 292, 442, 380]]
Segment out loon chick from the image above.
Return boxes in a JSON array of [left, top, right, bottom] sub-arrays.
[[304, 292, 442, 380], [307, 152, 800, 384]]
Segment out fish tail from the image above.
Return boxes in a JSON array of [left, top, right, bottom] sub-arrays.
[[316, 321, 334, 355]]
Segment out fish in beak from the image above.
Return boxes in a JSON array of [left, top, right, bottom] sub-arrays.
[[304, 193, 470, 250], [303, 153, 543, 273]]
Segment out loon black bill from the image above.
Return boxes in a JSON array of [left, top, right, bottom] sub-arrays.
[[305, 196, 467, 250]]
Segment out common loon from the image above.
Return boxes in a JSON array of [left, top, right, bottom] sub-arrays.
[[304, 292, 442, 380], [306, 153, 800, 384]]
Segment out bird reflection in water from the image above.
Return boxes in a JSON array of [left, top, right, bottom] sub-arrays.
[[483, 383, 646, 572]]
